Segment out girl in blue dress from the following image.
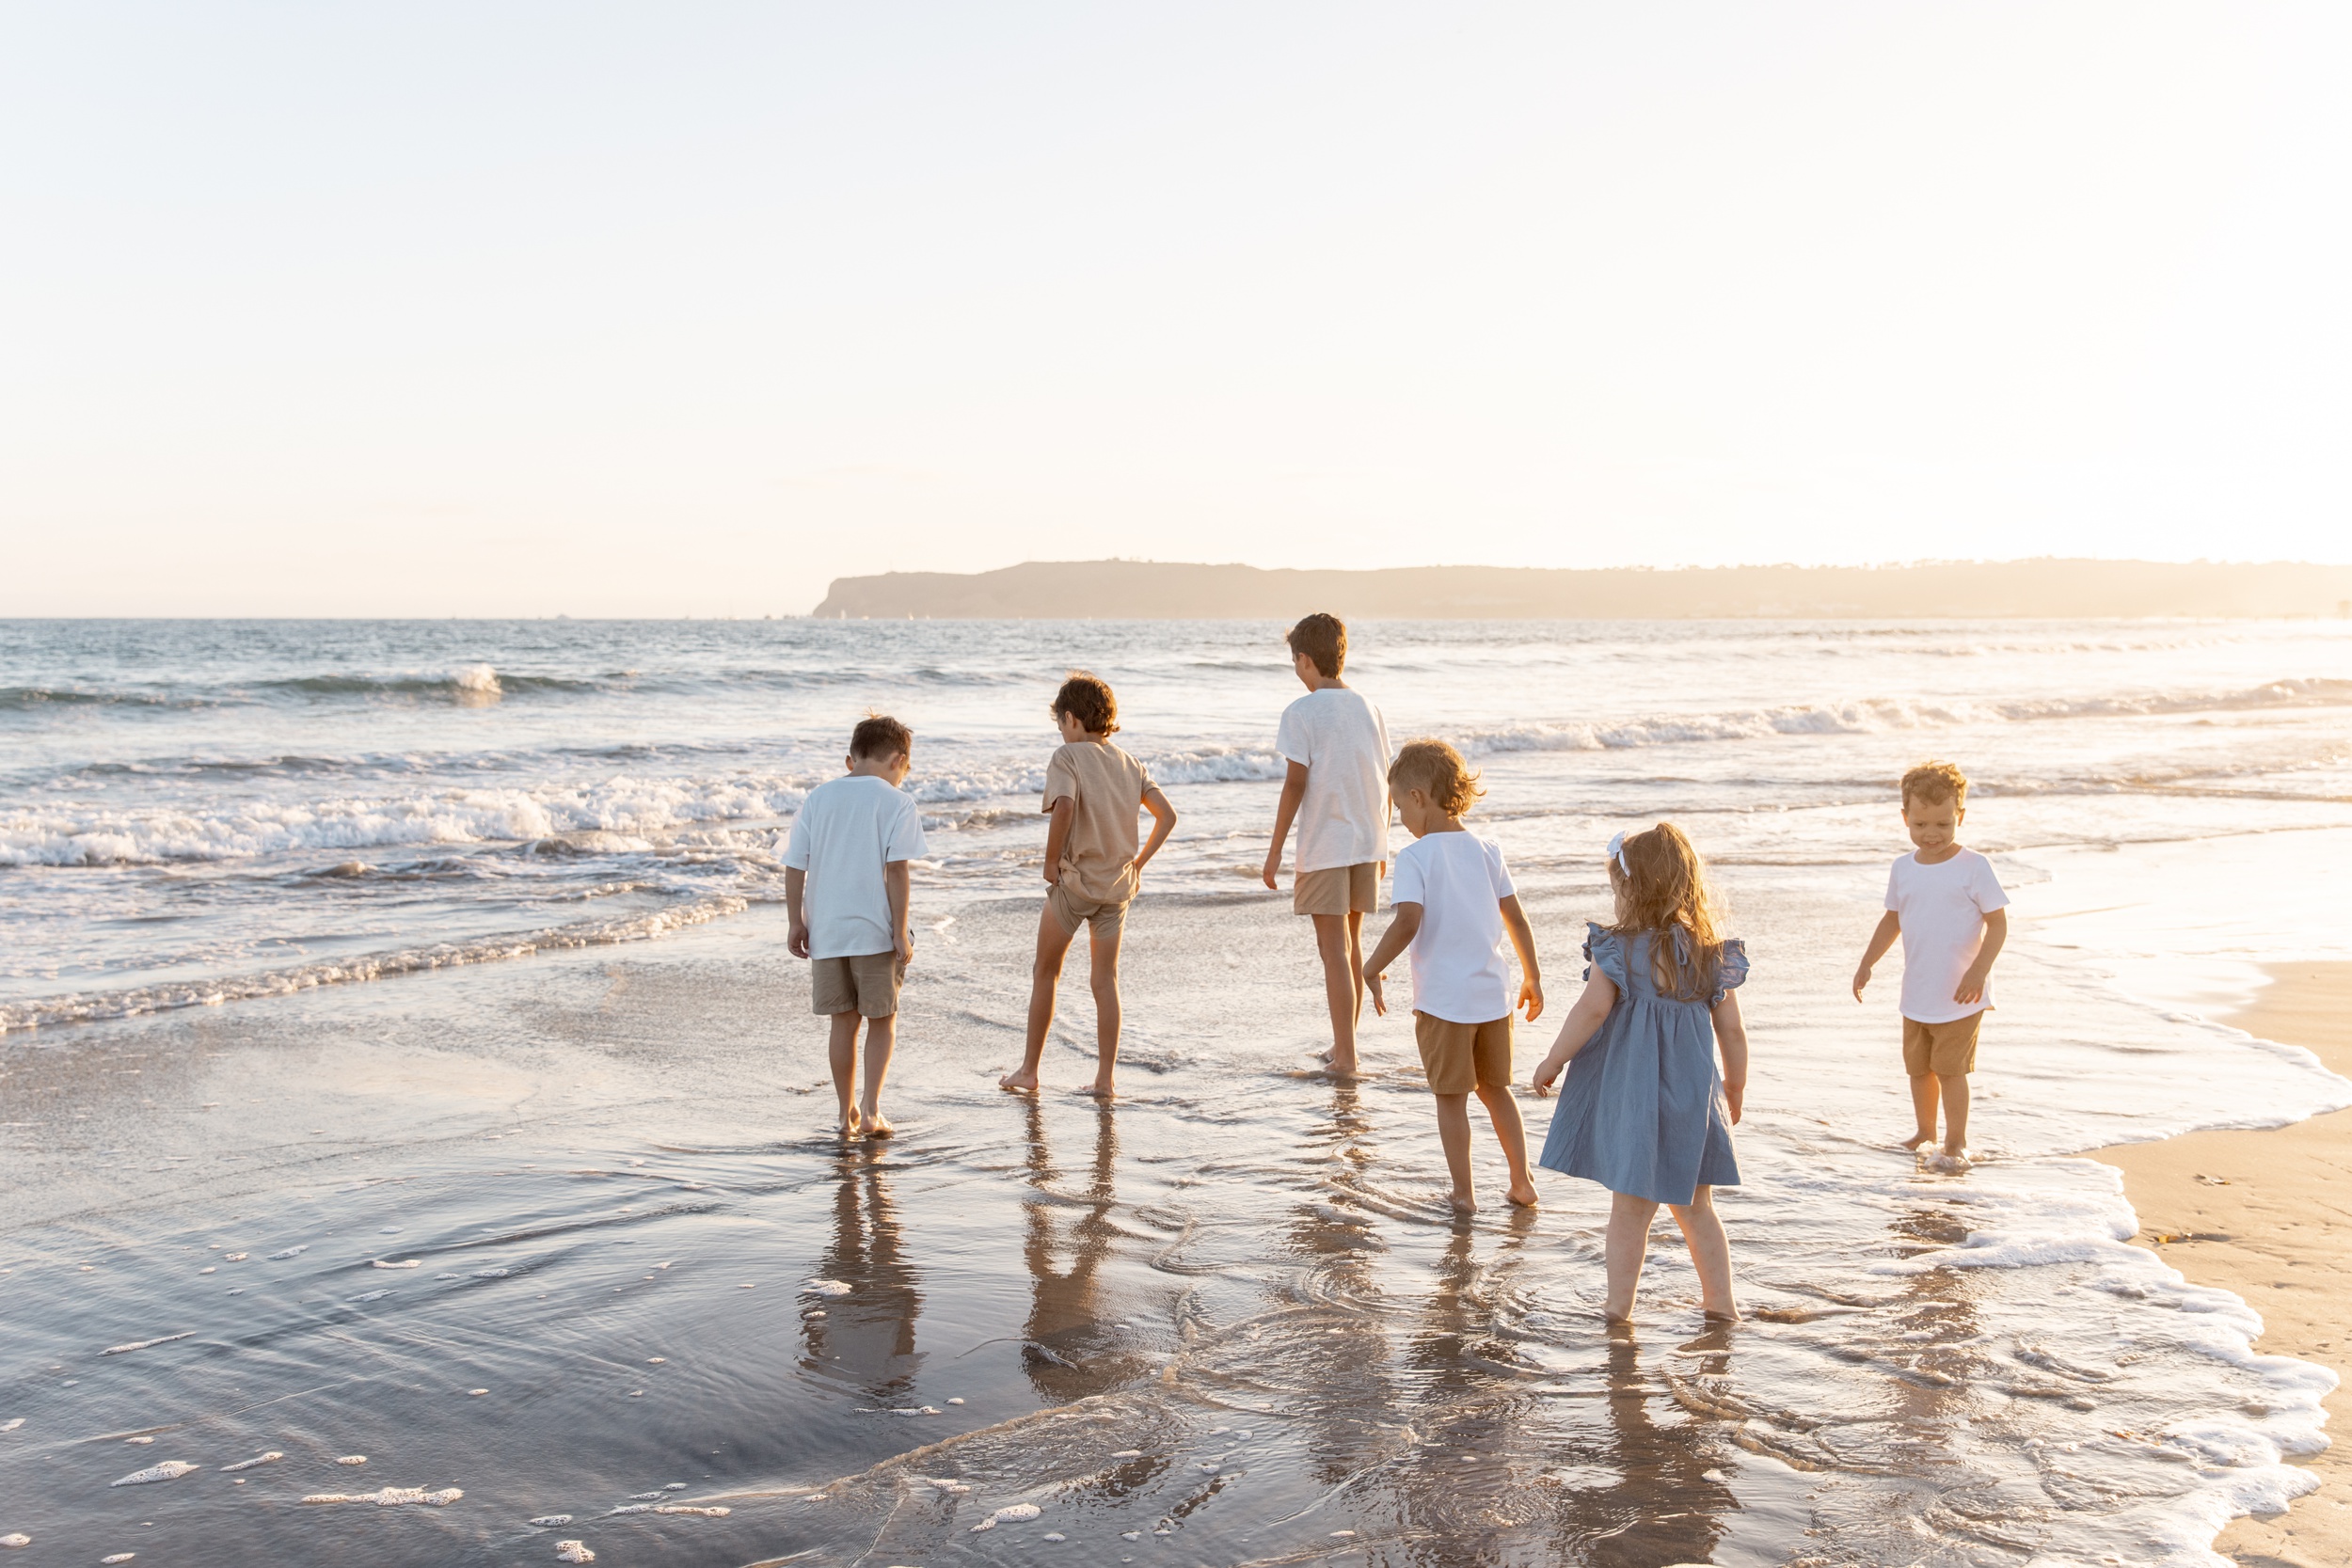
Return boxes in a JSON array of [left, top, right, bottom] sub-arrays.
[[1531, 823, 1750, 1322]]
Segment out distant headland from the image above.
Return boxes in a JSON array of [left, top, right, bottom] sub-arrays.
[[813, 559, 2352, 620]]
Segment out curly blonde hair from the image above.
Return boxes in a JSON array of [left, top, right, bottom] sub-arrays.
[[1900, 760, 1969, 810], [1609, 822, 1725, 1002], [1387, 739, 1484, 817]]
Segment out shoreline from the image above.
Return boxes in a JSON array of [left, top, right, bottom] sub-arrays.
[[2092, 962, 2352, 1568]]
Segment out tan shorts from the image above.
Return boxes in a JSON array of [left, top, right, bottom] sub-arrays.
[[811, 951, 904, 1018], [1295, 862, 1377, 916], [1903, 1011, 1982, 1077], [1048, 882, 1130, 940], [1415, 1011, 1513, 1094]]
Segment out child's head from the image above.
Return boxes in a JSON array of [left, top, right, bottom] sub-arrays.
[[1050, 671, 1120, 737], [847, 712, 914, 782], [1286, 612, 1347, 682], [1607, 822, 1724, 1000], [1899, 760, 1968, 853], [1387, 739, 1483, 832]]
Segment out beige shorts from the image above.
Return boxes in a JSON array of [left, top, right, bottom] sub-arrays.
[[812, 951, 904, 1018], [1047, 882, 1130, 940], [1903, 1011, 1982, 1077], [1295, 862, 1377, 916], [1415, 1011, 1513, 1095]]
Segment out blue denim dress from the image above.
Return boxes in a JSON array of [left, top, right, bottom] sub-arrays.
[[1537, 923, 1746, 1206]]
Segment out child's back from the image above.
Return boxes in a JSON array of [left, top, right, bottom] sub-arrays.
[[1045, 736, 1152, 908], [790, 772, 928, 958], [1391, 830, 1512, 1023]]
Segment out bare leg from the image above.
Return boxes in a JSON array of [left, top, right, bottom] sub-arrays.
[[859, 1012, 898, 1135], [1473, 1081, 1538, 1206], [1940, 1073, 1971, 1161], [1002, 906, 1078, 1092], [1433, 1091, 1476, 1212], [1667, 1187, 1738, 1320], [1604, 1192, 1661, 1321], [1085, 922, 1121, 1096], [1904, 1072, 1940, 1150], [1312, 912, 1360, 1075], [826, 1011, 862, 1134]]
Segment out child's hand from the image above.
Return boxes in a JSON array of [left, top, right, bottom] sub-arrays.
[[788, 920, 811, 960], [895, 928, 914, 964], [1261, 847, 1281, 892], [1851, 962, 1872, 1001], [1724, 1081, 1744, 1125], [1530, 1053, 1564, 1096], [1365, 967, 1387, 1018], [1953, 965, 1989, 1006], [1518, 976, 1544, 1022]]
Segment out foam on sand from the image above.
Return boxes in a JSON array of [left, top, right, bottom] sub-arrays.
[[220, 1452, 282, 1472], [301, 1487, 463, 1507], [555, 1542, 595, 1562], [101, 1333, 192, 1355], [109, 1461, 197, 1486]]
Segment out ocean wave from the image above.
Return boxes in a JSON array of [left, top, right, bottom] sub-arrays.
[[0, 894, 753, 1035]]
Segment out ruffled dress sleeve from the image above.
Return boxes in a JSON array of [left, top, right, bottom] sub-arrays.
[[1710, 938, 1749, 1007], [1582, 922, 1630, 990]]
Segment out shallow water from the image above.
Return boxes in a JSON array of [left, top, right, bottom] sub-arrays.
[[6, 617, 2352, 1564]]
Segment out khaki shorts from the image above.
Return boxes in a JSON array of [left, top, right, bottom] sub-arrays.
[[1295, 862, 1377, 916], [1415, 1011, 1513, 1095], [1903, 1011, 1982, 1077], [812, 951, 905, 1018], [1048, 882, 1130, 940]]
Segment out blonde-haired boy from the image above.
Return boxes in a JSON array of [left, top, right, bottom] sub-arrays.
[[1363, 739, 1543, 1213], [1853, 761, 2009, 1167]]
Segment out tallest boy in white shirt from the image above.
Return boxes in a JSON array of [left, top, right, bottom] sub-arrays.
[[1262, 612, 1392, 1076]]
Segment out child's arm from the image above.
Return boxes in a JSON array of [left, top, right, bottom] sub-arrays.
[[1041, 797, 1074, 884], [1711, 990, 1749, 1125], [1136, 786, 1178, 878], [1852, 911, 1900, 1001], [884, 859, 913, 963], [1360, 901, 1422, 1017], [1529, 971, 1618, 1094], [1955, 908, 2007, 1006], [1500, 894, 1543, 1022], [786, 866, 811, 958], [1261, 762, 1310, 889]]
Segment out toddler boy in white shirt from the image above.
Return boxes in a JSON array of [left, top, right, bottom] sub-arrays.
[[786, 714, 928, 1139], [1262, 612, 1392, 1076], [1853, 760, 2010, 1168]]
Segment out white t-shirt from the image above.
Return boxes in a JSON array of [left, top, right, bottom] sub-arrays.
[[1885, 848, 2010, 1024], [784, 775, 930, 960], [1275, 686, 1392, 873], [1391, 830, 1517, 1024]]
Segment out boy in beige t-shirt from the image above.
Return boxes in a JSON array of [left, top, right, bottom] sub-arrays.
[[998, 671, 1178, 1098]]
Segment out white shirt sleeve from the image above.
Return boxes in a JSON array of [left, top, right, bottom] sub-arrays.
[[784, 802, 814, 870], [1391, 845, 1425, 906], [1486, 840, 1516, 899], [1275, 700, 1310, 768], [1883, 860, 1902, 912], [884, 793, 928, 863], [1972, 855, 2010, 911]]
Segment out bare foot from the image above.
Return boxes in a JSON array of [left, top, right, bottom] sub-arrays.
[[1081, 1079, 1118, 1099], [1901, 1131, 1935, 1152], [1505, 1181, 1538, 1208], [1324, 1051, 1360, 1078], [997, 1069, 1040, 1094], [1937, 1144, 1973, 1172], [861, 1111, 895, 1139], [1703, 1308, 1741, 1323], [837, 1106, 862, 1137], [1449, 1191, 1477, 1215]]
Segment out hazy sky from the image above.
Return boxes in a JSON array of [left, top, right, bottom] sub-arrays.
[[5, 4, 2348, 616]]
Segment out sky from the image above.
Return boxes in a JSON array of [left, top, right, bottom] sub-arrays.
[[3, 3, 2348, 617]]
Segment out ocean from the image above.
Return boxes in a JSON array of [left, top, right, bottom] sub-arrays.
[[4, 615, 2351, 1565]]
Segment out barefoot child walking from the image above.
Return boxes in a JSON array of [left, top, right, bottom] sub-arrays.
[[786, 714, 928, 1138], [1852, 760, 2008, 1169], [998, 673, 1177, 1098], [1532, 825, 1748, 1322], [1362, 740, 1542, 1213]]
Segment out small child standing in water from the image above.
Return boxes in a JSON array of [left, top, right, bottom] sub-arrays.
[[997, 672, 1178, 1099], [1533, 824, 1748, 1323], [1852, 760, 2008, 1169], [1362, 740, 1543, 1214]]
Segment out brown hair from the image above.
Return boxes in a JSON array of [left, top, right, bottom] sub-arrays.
[[1900, 760, 1969, 810], [1286, 612, 1347, 679], [1050, 671, 1119, 736], [850, 712, 912, 761], [1387, 738, 1484, 817], [1609, 822, 1725, 1002]]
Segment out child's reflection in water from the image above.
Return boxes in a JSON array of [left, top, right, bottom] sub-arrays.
[[803, 1150, 924, 1406], [1019, 1098, 1128, 1402]]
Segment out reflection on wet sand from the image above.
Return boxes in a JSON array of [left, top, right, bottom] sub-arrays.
[[803, 1149, 923, 1406], [1019, 1098, 1130, 1402]]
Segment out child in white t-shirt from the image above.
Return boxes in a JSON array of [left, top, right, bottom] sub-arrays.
[[1262, 612, 1391, 1077], [786, 714, 929, 1139], [1852, 760, 2010, 1169], [1363, 740, 1543, 1213]]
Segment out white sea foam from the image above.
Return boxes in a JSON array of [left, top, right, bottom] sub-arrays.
[[100, 1332, 191, 1355], [219, 1451, 281, 1472], [302, 1486, 463, 1507], [109, 1461, 197, 1485], [555, 1543, 594, 1563]]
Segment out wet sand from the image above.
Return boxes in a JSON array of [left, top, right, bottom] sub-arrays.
[[2094, 963, 2352, 1568]]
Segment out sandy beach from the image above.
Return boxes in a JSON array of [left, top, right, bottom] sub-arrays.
[[2095, 962, 2352, 1568]]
